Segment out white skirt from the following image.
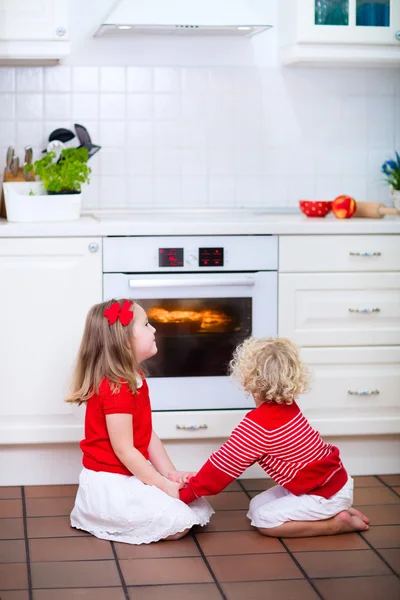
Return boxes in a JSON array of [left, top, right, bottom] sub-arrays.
[[70, 467, 214, 545], [247, 477, 354, 529]]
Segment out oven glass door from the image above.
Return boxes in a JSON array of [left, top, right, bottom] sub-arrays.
[[103, 272, 277, 410]]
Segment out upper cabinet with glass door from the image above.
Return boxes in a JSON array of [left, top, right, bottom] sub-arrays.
[[280, 0, 400, 65]]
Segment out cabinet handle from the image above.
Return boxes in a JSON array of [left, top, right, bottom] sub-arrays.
[[348, 389, 380, 396], [56, 27, 67, 37], [395, 31, 400, 41], [348, 308, 380, 313], [88, 242, 99, 253], [176, 424, 208, 431], [349, 252, 381, 257]]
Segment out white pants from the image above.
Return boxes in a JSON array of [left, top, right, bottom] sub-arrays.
[[247, 477, 354, 529]]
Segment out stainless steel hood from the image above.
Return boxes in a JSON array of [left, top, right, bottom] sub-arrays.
[[95, 0, 272, 37]]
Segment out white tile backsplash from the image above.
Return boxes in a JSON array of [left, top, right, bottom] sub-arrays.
[[1, 60, 399, 209]]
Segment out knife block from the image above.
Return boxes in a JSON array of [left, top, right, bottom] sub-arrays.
[[0, 168, 35, 219]]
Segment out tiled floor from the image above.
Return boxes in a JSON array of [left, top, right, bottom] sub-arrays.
[[1, 475, 399, 600]]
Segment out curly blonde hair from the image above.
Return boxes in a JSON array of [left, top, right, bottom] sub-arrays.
[[229, 337, 311, 405]]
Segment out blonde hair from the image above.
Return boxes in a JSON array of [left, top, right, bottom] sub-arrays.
[[229, 337, 310, 405], [66, 298, 142, 405]]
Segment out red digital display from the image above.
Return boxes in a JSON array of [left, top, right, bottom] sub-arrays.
[[159, 248, 184, 267], [199, 247, 224, 267]]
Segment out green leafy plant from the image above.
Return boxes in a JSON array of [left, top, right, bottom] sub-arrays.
[[24, 148, 91, 194], [381, 152, 400, 191]]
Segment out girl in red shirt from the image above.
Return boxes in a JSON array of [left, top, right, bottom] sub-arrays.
[[67, 298, 213, 544], [177, 338, 370, 538]]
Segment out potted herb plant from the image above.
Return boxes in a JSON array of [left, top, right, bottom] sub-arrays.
[[381, 152, 400, 211], [3, 147, 91, 223]]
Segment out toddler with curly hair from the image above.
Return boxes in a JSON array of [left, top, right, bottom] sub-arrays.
[[176, 338, 369, 537]]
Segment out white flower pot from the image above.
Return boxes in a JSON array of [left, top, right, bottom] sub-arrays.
[[3, 182, 82, 223], [391, 189, 400, 211]]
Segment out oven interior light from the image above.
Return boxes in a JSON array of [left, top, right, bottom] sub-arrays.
[[117, 25, 132, 29], [237, 26, 252, 30]]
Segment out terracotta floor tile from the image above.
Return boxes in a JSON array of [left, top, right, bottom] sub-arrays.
[[24, 485, 78, 498], [0, 592, 30, 600], [294, 549, 391, 578], [194, 510, 252, 533], [27, 516, 90, 538], [361, 525, 400, 548], [393, 487, 400, 496], [207, 553, 302, 582], [314, 575, 400, 600], [357, 504, 400, 525], [207, 492, 249, 511], [222, 579, 319, 600], [379, 548, 400, 573], [284, 532, 368, 552], [0, 499, 23, 519], [353, 476, 384, 488], [26, 497, 75, 518], [0, 563, 28, 590], [29, 536, 113, 562], [0, 540, 26, 563], [240, 479, 275, 492], [196, 531, 284, 555], [120, 557, 213, 586], [115, 536, 199, 559], [31, 560, 120, 588], [128, 583, 222, 600], [225, 481, 243, 492], [354, 487, 400, 506], [0, 488, 22, 500], [379, 475, 400, 486], [33, 589, 126, 600], [0, 519, 24, 540]]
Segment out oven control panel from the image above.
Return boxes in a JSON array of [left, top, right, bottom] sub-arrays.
[[103, 236, 278, 272]]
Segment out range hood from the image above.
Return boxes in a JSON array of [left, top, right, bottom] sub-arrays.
[[95, 0, 272, 37]]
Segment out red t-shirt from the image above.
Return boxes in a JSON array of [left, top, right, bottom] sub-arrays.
[[80, 377, 152, 476]]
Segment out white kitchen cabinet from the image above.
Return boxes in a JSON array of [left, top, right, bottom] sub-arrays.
[[0, 0, 70, 64], [0, 237, 102, 444], [279, 0, 400, 65]]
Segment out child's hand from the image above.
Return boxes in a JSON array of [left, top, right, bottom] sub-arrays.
[[168, 471, 197, 485], [161, 479, 183, 499]]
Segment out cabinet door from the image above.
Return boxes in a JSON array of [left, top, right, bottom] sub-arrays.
[[298, 0, 399, 45], [0, 238, 102, 444], [0, 0, 68, 41], [279, 272, 400, 346], [299, 346, 400, 435]]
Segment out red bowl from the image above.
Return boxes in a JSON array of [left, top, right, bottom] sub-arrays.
[[299, 200, 332, 218]]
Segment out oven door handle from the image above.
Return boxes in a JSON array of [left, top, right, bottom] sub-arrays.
[[129, 276, 256, 289]]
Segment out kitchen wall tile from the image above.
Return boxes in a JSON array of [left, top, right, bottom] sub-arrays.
[[99, 148, 126, 176], [154, 121, 181, 147], [181, 176, 208, 206], [72, 67, 99, 92], [182, 94, 209, 121], [44, 94, 71, 120], [263, 176, 289, 206], [16, 94, 43, 120], [127, 121, 154, 147], [100, 176, 127, 208], [129, 176, 154, 206], [44, 67, 71, 92], [100, 67, 126, 92], [81, 176, 100, 209], [154, 176, 181, 206], [0, 68, 15, 92], [182, 149, 207, 175], [209, 176, 237, 207], [0, 121, 15, 147], [127, 147, 153, 176], [99, 121, 126, 147], [209, 68, 236, 96], [0, 94, 15, 120], [72, 94, 99, 120], [127, 94, 153, 120], [16, 122, 44, 150], [154, 68, 181, 93], [234, 150, 262, 176], [367, 96, 396, 148], [208, 150, 235, 176], [127, 67, 153, 92], [180, 121, 207, 148], [154, 148, 182, 176], [16, 67, 43, 92], [100, 94, 126, 120], [236, 176, 264, 207], [154, 94, 181, 120], [340, 176, 367, 201], [182, 68, 209, 94], [287, 176, 316, 205]]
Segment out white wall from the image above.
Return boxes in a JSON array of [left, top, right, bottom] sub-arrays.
[[0, 0, 399, 210]]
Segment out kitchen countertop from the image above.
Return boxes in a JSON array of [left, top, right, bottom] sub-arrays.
[[0, 209, 400, 237]]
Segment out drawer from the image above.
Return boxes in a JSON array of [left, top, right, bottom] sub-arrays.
[[299, 347, 400, 435], [152, 410, 247, 440], [279, 272, 400, 346], [279, 235, 400, 272]]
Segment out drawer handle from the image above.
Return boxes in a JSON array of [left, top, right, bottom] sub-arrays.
[[348, 308, 380, 313], [348, 389, 380, 396], [349, 252, 381, 257], [176, 424, 208, 431]]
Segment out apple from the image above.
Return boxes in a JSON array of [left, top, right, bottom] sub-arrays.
[[332, 195, 356, 219]]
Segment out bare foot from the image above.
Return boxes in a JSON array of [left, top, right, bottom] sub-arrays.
[[349, 507, 370, 525], [334, 510, 369, 533]]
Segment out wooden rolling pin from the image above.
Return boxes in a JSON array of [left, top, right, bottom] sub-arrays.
[[354, 202, 400, 219]]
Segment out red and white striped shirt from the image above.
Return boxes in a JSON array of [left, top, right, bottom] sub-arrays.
[[179, 400, 347, 504]]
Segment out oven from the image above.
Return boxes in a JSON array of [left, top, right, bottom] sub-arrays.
[[103, 235, 278, 411]]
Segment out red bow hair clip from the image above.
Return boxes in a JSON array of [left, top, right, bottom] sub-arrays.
[[104, 300, 134, 326]]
